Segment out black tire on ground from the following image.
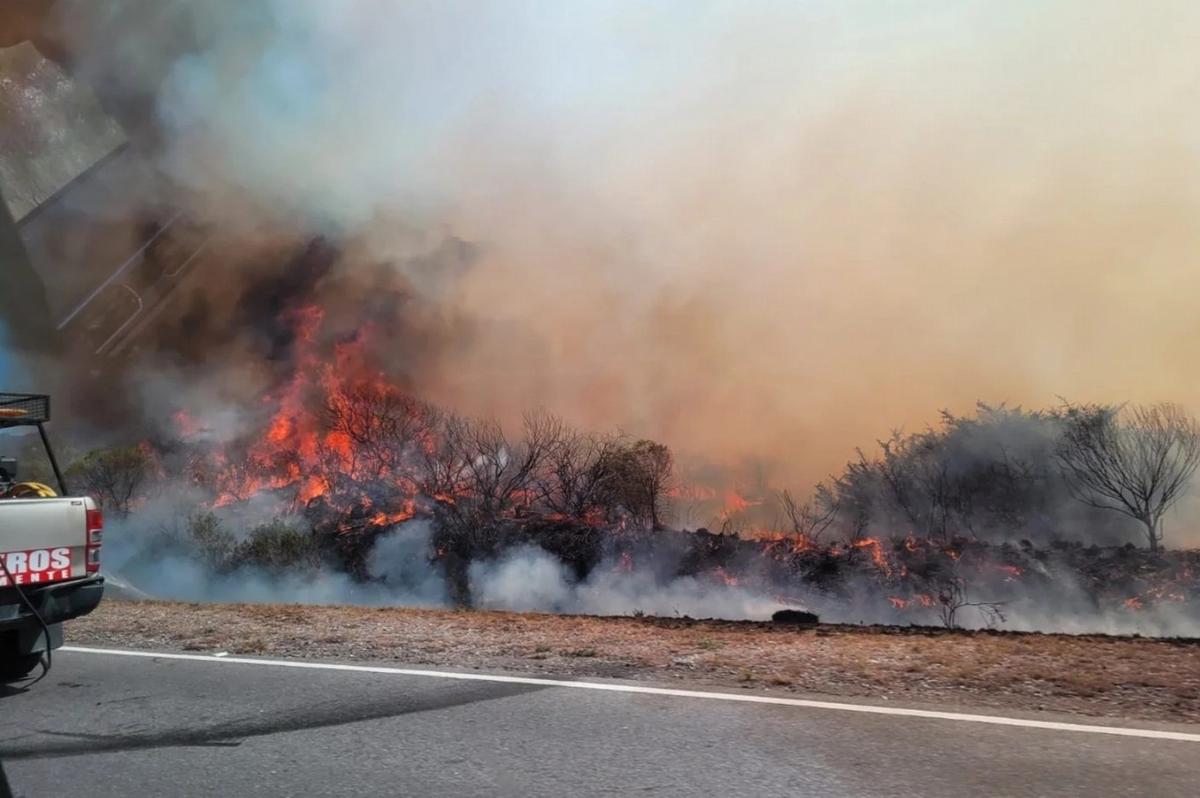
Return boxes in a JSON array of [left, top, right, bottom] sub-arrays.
[[0, 654, 44, 682]]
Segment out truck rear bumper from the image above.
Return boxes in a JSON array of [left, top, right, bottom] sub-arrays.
[[0, 574, 105, 630]]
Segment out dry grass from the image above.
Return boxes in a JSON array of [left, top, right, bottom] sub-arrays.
[[68, 599, 1200, 724]]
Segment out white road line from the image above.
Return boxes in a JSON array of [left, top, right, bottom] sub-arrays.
[[61, 645, 1200, 743]]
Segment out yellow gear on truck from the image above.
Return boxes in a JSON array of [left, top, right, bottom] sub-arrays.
[[1, 482, 58, 499]]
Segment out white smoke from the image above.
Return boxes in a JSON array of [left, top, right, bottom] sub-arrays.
[[469, 545, 788, 620], [14, 1, 1200, 636], [100, 501, 1200, 635], [41, 0, 1200, 493], [101, 484, 794, 620], [103, 496, 449, 607]]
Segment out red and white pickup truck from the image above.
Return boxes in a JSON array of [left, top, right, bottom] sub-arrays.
[[0, 393, 105, 681]]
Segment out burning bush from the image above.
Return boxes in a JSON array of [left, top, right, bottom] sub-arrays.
[[62, 307, 1200, 632]]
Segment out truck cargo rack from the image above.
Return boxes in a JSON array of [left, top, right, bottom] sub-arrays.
[[0, 393, 69, 494], [0, 393, 51, 429]]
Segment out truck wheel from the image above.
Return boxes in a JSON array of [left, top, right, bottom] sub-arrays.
[[0, 654, 44, 682]]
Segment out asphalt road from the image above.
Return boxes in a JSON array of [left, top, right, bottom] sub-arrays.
[[0, 649, 1196, 797]]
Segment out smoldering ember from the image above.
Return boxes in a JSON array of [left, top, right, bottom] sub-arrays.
[[30, 301, 1198, 638]]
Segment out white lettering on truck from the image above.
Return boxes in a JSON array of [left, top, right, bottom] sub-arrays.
[[50, 548, 70, 570], [0, 547, 73, 586]]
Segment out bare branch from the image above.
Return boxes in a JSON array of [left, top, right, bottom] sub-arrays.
[[1056, 402, 1200, 551], [778, 486, 838, 544]]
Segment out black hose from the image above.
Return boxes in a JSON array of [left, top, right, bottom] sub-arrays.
[[0, 557, 51, 686]]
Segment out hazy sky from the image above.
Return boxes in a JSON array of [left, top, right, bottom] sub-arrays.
[[25, 0, 1200, 487]]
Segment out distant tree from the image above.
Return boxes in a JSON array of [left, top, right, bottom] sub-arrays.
[[417, 410, 567, 607], [1056, 402, 1200, 551], [67, 445, 152, 516], [827, 451, 876, 542], [534, 428, 626, 523], [420, 409, 566, 536], [819, 403, 1077, 545], [876, 429, 959, 543], [607, 439, 674, 529]]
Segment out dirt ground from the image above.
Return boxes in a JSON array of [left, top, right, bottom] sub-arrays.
[[68, 599, 1200, 725]]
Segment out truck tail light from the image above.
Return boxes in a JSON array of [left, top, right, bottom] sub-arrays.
[[86, 508, 103, 574]]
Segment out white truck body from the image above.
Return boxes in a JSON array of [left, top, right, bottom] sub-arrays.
[[0, 496, 96, 586]]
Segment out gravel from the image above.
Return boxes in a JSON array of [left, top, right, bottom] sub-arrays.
[[68, 599, 1200, 725]]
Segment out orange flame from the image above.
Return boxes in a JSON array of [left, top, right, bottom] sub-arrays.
[[723, 490, 750, 516], [194, 305, 444, 533], [173, 409, 200, 439], [850, 537, 892, 576]]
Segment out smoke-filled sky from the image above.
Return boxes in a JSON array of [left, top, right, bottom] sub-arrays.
[[27, 0, 1200, 487]]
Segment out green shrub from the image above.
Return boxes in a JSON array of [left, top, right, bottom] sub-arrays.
[[186, 511, 237, 570], [233, 519, 321, 572]]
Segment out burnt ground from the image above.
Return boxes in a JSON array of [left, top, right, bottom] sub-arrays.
[[68, 599, 1200, 725]]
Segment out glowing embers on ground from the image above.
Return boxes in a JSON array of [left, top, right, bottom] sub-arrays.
[[1122, 562, 1193, 611], [888, 594, 936, 610], [713, 566, 739, 587]]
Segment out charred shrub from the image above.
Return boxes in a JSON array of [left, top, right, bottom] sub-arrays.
[[677, 528, 745, 576], [508, 517, 606, 581], [308, 505, 386, 580], [772, 609, 819, 626], [428, 516, 605, 607], [605, 439, 674, 530]]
